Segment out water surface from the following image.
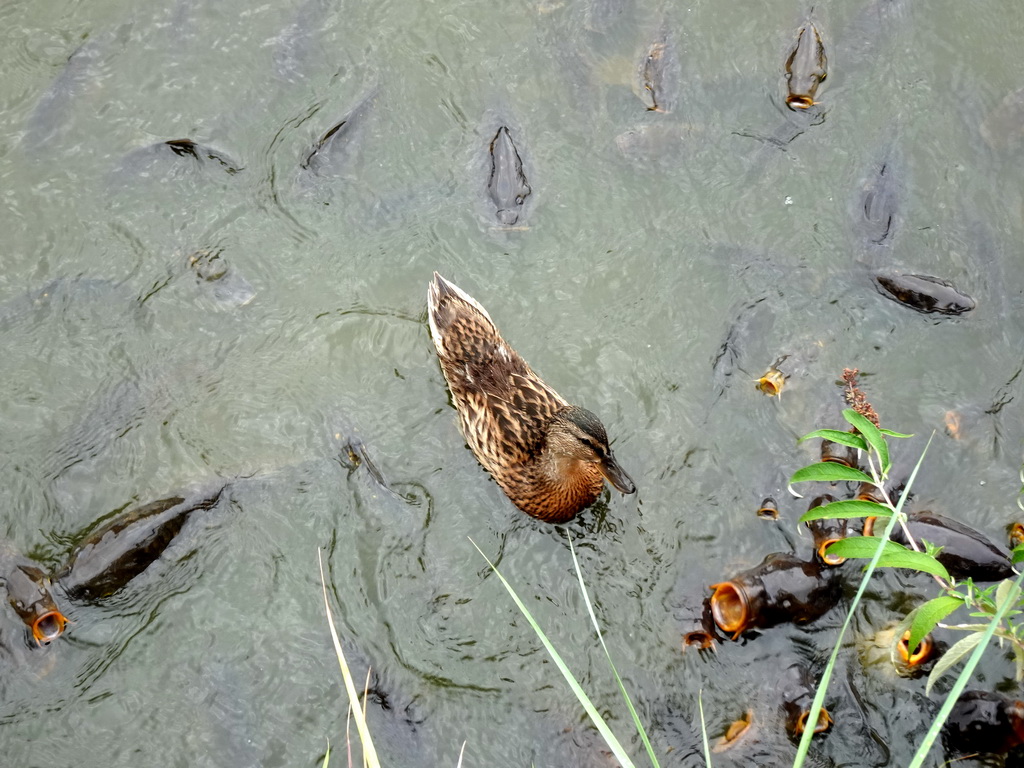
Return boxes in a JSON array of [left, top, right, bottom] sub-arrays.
[[2, 0, 1023, 766]]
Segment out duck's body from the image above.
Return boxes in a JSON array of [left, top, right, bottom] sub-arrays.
[[427, 273, 635, 523]]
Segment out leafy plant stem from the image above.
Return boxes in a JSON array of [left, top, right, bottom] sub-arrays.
[[907, 564, 1024, 768], [793, 433, 934, 767]]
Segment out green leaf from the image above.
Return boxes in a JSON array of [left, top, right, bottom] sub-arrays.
[[789, 463, 872, 485], [826, 537, 951, 580], [797, 429, 868, 451], [925, 632, 984, 696], [843, 409, 890, 474], [906, 596, 964, 659], [1013, 644, 1024, 683], [996, 579, 1023, 613], [1013, 544, 1024, 564], [798, 499, 891, 523], [879, 428, 914, 438]]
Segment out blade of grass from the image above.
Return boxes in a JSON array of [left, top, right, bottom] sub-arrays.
[[567, 532, 660, 768], [698, 690, 713, 768], [362, 670, 371, 768], [318, 549, 382, 768], [470, 537, 638, 768], [793, 433, 933, 767]]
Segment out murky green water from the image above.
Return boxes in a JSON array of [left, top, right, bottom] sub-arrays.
[[2, 0, 1024, 765]]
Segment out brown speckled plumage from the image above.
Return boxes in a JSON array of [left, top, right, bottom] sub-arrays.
[[427, 273, 635, 523]]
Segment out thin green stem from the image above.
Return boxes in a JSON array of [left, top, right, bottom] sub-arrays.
[[567, 533, 660, 768]]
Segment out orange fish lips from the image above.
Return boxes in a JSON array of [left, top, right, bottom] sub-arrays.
[[30, 609, 68, 645]]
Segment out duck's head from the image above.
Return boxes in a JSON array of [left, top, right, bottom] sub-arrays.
[[548, 406, 636, 494]]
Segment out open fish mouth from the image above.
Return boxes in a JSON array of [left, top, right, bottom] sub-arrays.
[[32, 610, 68, 645], [786, 94, 815, 109]]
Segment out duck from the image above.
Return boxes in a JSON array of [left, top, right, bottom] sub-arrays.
[[427, 272, 636, 523]]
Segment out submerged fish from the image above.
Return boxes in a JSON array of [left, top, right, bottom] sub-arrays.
[[273, 0, 331, 83], [0, 277, 132, 329], [785, 19, 827, 110], [487, 126, 532, 226], [780, 663, 832, 738], [944, 691, 1024, 757], [0, 542, 68, 645], [23, 25, 131, 150], [113, 139, 243, 180], [633, 30, 680, 113], [839, 0, 908, 70], [853, 140, 903, 257], [56, 484, 229, 601], [873, 273, 976, 316], [300, 88, 379, 179], [188, 249, 256, 308], [865, 511, 1011, 580], [980, 86, 1024, 152]]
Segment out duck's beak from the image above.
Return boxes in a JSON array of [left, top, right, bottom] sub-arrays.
[[599, 452, 636, 495]]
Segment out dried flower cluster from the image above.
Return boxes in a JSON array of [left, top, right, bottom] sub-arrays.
[[842, 368, 880, 427]]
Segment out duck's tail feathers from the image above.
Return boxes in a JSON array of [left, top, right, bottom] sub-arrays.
[[427, 273, 497, 359]]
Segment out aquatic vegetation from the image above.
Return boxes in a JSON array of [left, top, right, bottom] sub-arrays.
[[788, 372, 1024, 767], [473, 535, 660, 768]]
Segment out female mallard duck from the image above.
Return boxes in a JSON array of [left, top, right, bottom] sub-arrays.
[[427, 272, 636, 523]]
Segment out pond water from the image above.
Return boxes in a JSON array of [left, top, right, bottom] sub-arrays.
[[1, 0, 1023, 765]]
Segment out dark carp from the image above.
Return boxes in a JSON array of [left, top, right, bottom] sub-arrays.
[[944, 691, 1024, 757], [487, 126, 531, 226], [895, 628, 944, 677], [864, 510, 1013, 581], [785, 19, 827, 110], [0, 543, 68, 645], [676, 596, 721, 652], [300, 88, 378, 179], [805, 495, 848, 566], [709, 553, 841, 639], [873, 273, 975, 316], [780, 663, 832, 738], [56, 484, 228, 601]]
